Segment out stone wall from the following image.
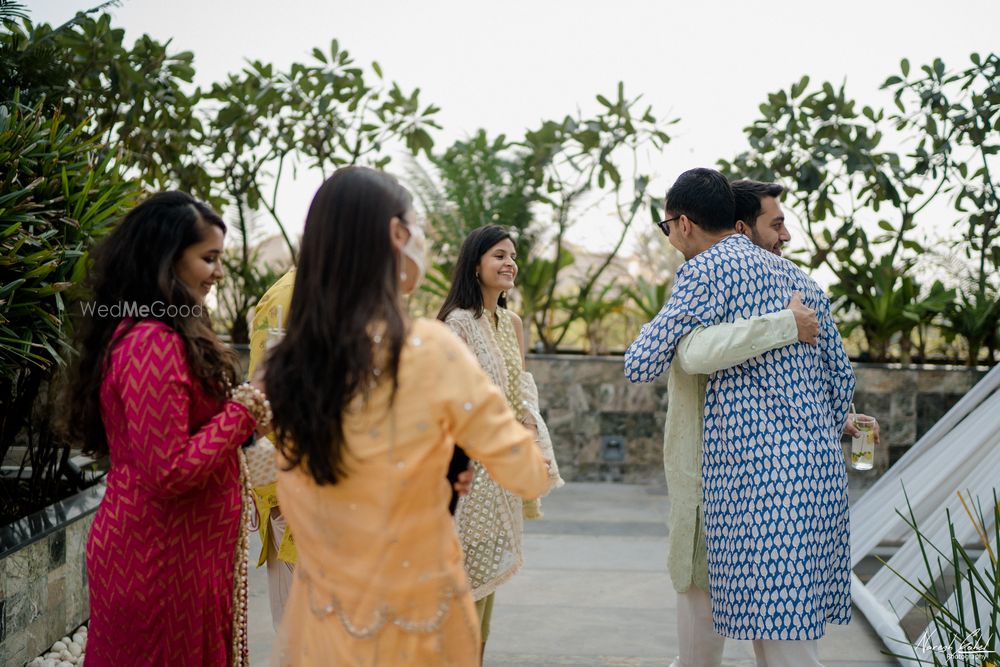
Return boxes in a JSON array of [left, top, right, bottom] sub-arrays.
[[233, 345, 987, 484], [0, 485, 102, 667], [528, 355, 988, 485]]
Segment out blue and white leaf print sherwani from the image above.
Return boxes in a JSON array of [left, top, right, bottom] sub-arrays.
[[626, 234, 856, 640]]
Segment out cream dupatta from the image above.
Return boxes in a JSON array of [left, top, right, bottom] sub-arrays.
[[444, 308, 563, 600]]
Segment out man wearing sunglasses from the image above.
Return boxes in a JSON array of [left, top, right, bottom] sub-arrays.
[[626, 169, 856, 667]]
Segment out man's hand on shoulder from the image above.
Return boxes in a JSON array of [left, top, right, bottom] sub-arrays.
[[788, 291, 818, 345]]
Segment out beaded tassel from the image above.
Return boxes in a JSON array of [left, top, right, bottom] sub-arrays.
[[231, 449, 253, 666]]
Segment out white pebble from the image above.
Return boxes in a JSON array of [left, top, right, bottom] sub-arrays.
[[72, 633, 85, 645], [45, 653, 61, 660], [43, 661, 58, 667], [58, 662, 75, 667], [51, 642, 67, 652], [28, 659, 45, 667], [61, 637, 72, 645], [67, 643, 82, 657]]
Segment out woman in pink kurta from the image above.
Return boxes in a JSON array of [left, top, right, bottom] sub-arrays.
[[67, 192, 261, 666]]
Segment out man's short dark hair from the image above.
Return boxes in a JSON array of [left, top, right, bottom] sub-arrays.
[[664, 168, 735, 233], [732, 179, 784, 227]]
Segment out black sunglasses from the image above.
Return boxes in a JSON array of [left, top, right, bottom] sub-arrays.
[[656, 215, 683, 237]]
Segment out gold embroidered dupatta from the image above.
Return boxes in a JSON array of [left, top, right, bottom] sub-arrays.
[[444, 308, 563, 599]]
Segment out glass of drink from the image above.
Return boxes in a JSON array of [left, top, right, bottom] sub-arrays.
[[265, 327, 285, 351], [265, 305, 285, 352], [850, 415, 877, 470]]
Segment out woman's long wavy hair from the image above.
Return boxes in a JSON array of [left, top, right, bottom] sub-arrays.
[[266, 166, 412, 486], [436, 225, 514, 322], [66, 191, 240, 457]]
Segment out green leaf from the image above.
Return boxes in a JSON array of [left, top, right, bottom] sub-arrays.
[[0, 279, 26, 297], [790, 75, 810, 98], [0, 222, 22, 238]]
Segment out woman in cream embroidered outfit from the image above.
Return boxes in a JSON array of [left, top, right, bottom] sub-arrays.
[[264, 168, 549, 666], [437, 225, 564, 656]]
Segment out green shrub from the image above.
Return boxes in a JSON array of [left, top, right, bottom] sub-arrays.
[[0, 98, 139, 523]]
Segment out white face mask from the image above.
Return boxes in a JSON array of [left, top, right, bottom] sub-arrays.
[[400, 223, 427, 288]]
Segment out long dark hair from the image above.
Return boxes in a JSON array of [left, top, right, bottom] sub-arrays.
[[266, 166, 412, 486], [437, 225, 514, 322], [67, 191, 240, 457]]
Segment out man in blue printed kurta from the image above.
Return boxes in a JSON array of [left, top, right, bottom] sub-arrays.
[[626, 168, 856, 666]]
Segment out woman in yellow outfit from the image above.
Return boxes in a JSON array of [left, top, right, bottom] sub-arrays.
[[263, 166, 550, 666], [246, 268, 297, 628]]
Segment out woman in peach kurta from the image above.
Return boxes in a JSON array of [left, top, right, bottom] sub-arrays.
[[265, 167, 549, 666], [274, 320, 548, 665]]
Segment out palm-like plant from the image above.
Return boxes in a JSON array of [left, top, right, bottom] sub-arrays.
[[941, 289, 1000, 367], [0, 1, 28, 23], [831, 256, 955, 362], [557, 283, 627, 355], [0, 99, 139, 523], [623, 275, 672, 321], [883, 492, 998, 666]]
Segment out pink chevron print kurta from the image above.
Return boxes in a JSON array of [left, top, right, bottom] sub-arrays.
[[86, 320, 256, 666]]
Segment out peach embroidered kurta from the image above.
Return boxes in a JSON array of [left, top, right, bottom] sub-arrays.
[[273, 319, 549, 666]]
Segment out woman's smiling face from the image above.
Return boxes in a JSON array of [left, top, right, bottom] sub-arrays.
[[477, 238, 517, 292], [174, 223, 224, 305]]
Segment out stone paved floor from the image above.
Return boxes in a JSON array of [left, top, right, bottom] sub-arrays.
[[247, 482, 898, 666]]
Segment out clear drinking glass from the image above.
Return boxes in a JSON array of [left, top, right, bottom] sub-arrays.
[[265, 327, 285, 351], [850, 415, 877, 470]]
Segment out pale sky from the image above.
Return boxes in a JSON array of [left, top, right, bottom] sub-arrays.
[[33, 0, 1000, 263]]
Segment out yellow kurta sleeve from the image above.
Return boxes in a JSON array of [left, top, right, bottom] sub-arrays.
[[248, 269, 297, 566], [676, 309, 798, 375], [248, 268, 296, 379], [436, 330, 550, 501]]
